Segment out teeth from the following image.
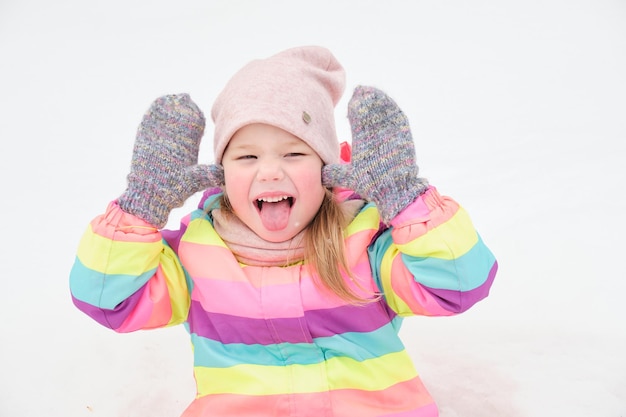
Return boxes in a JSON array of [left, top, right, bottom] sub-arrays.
[[257, 196, 290, 203]]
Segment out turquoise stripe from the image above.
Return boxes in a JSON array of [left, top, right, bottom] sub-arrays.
[[191, 334, 322, 368], [199, 193, 223, 217], [369, 230, 496, 292], [69, 258, 155, 309], [315, 322, 406, 361], [190, 323, 406, 368], [368, 228, 394, 293], [401, 235, 496, 291], [190, 207, 212, 223]]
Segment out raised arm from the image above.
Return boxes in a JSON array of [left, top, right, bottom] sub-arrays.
[[70, 94, 223, 331], [324, 86, 497, 316]]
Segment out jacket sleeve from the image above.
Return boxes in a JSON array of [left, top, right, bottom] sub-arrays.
[[368, 186, 498, 317], [69, 201, 191, 332]]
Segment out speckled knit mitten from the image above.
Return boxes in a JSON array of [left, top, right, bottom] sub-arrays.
[[322, 86, 428, 224], [118, 94, 224, 228]]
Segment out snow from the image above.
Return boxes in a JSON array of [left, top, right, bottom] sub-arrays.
[[0, 0, 624, 416]]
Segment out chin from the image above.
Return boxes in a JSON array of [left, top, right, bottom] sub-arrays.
[[257, 229, 299, 243]]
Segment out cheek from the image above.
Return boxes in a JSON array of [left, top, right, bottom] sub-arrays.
[[223, 162, 248, 189], [294, 167, 325, 204], [223, 171, 250, 208], [294, 162, 323, 189]]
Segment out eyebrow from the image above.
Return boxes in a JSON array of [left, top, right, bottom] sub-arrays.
[[229, 138, 306, 151], [224, 141, 260, 153], [228, 143, 257, 151]]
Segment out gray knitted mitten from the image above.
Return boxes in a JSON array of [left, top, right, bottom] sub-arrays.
[[322, 86, 428, 224], [118, 94, 224, 228]]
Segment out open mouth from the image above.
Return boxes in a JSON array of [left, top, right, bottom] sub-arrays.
[[255, 195, 295, 231], [255, 195, 294, 211]]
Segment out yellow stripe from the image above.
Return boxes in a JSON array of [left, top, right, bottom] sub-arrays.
[[395, 207, 478, 259], [379, 248, 413, 316], [180, 218, 228, 247], [195, 350, 416, 396], [76, 225, 162, 275], [325, 349, 417, 390], [344, 205, 379, 238], [160, 245, 191, 326]]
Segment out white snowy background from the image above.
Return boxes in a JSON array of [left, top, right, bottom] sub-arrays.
[[1, 0, 624, 416]]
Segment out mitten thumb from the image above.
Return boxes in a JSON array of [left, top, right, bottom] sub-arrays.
[[322, 163, 354, 189], [183, 163, 225, 192]]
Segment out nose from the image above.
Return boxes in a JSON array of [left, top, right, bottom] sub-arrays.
[[256, 159, 284, 182]]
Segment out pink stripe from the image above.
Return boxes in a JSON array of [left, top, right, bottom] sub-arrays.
[[181, 377, 436, 417], [331, 378, 437, 416], [118, 266, 174, 330], [390, 256, 453, 316], [179, 242, 245, 282], [90, 202, 162, 242], [391, 187, 461, 245], [192, 278, 303, 318], [300, 261, 381, 310], [344, 227, 379, 260]]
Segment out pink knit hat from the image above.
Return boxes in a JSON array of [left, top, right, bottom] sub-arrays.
[[211, 46, 346, 164]]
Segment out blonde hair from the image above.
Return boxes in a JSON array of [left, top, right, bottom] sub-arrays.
[[304, 189, 374, 303], [217, 189, 376, 303]]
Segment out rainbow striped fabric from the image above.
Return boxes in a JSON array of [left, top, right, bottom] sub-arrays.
[[70, 187, 497, 416]]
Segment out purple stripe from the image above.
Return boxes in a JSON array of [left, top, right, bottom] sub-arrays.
[[162, 227, 186, 254], [198, 187, 222, 209], [188, 298, 395, 345], [425, 261, 498, 313], [304, 300, 395, 338], [188, 300, 304, 344], [71, 287, 145, 331]]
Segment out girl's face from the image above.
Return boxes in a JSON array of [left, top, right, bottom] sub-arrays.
[[221, 123, 326, 243]]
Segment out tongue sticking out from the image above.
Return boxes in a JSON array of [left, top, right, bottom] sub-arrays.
[[259, 199, 292, 231]]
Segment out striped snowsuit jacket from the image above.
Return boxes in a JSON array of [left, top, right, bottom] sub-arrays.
[[70, 186, 497, 416]]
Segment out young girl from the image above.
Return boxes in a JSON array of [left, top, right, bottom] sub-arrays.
[[70, 46, 497, 417]]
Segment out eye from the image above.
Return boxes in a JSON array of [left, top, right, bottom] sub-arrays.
[[285, 152, 305, 157], [237, 154, 257, 160]]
